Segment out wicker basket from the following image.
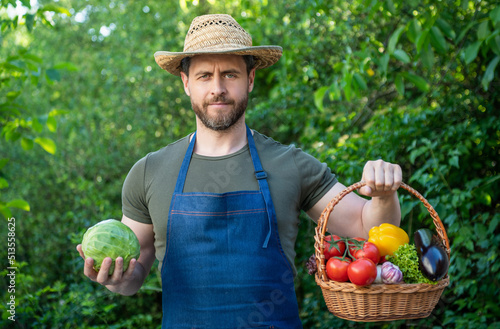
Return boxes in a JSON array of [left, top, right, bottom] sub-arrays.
[[314, 181, 450, 322]]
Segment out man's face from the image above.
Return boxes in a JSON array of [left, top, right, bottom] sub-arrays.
[[180, 55, 256, 131]]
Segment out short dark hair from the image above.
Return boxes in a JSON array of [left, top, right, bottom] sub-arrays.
[[180, 55, 255, 77]]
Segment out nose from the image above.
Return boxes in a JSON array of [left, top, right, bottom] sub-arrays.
[[211, 75, 227, 96]]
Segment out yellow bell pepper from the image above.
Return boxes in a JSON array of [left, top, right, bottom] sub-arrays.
[[368, 223, 409, 257]]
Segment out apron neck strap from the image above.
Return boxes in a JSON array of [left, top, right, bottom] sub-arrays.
[[173, 132, 197, 194], [246, 125, 273, 248]]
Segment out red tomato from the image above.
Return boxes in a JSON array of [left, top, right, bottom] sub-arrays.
[[347, 237, 366, 257], [347, 258, 377, 286], [352, 241, 381, 264], [323, 234, 346, 260], [326, 257, 351, 282]]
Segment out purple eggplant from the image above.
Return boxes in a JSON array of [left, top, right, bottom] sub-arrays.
[[414, 229, 449, 281]]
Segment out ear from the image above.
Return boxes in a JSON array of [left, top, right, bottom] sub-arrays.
[[180, 72, 191, 96], [247, 68, 256, 93]]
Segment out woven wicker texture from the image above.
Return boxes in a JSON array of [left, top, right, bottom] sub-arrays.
[[314, 181, 450, 322], [154, 14, 282, 76]]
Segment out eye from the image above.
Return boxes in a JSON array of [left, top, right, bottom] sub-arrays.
[[224, 73, 236, 79]]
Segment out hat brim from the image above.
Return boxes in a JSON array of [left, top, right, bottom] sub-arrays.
[[154, 46, 283, 76]]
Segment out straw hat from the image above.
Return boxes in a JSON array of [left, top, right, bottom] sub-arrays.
[[154, 14, 283, 76]]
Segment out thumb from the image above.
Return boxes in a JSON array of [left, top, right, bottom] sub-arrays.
[[358, 185, 373, 196]]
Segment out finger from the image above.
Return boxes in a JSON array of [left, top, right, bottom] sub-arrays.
[[358, 185, 372, 196], [360, 161, 375, 196], [76, 244, 85, 259], [83, 257, 98, 281], [374, 161, 386, 191], [125, 258, 137, 276], [111, 257, 124, 281], [385, 169, 393, 191], [362, 161, 375, 187], [96, 257, 113, 284], [392, 164, 403, 190], [382, 163, 402, 191]]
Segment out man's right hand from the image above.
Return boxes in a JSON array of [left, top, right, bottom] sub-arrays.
[[76, 244, 138, 287], [76, 216, 156, 296]]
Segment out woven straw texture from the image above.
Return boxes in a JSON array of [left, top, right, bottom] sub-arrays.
[[314, 181, 450, 322], [154, 14, 282, 76]]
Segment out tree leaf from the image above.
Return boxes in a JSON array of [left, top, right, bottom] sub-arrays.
[[410, 145, 427, 164], [436, 18, 456, 40], [39, 5, 71, 16], [407, 18, 422, 44], [392, 49, 411, 63], [416, 29, 429, 53], [0, 178, 9, 189], [449, 155, 459, 168], [52, 62, 79, 71], [314, 86, 328, 112], [343, 72, 353, 101], [488, 214, 500, 234], [388, 26, 406, 55], [0, 158, 9, 171], [477, 21, 490, 41], [402, 72, 430, 92], [0, 205, 13, 219], [21, 137, 34, 151], [464, 40, 482, 64], [465, 240, 474, 252], [430, 26, 448, 54], [486, 32, 500, 56], [353, 73, 368, 90], [31, 117, 43, 133], [378, 53, 390, 77], [6, 199, 30, 211], [420, 43, 435, 69], [329, 80, 341, 101], [34, 137, 57, 154], [46, 68, 61, 82], [6, 91, 21, 101], [490, 6, 500, 23], [384, 0, 396, 15], [49, 109, 69, 116], [456, 21, 476, 44], [25, 13, 35, 32], [23, 53, 43, 63], [395, 74, 404, 96], [47, 116, 57, 132], [481, 55, 500, 91]]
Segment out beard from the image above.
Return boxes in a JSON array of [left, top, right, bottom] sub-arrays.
[[191, 93, 248, 131]]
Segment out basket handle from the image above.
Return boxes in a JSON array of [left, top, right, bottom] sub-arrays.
[[314, 181, 450, 282]]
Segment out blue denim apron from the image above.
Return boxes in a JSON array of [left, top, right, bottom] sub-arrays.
[[161, 126, 302, 329]]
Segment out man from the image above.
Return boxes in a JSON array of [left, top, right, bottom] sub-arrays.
[[77, 14, 402, 328]]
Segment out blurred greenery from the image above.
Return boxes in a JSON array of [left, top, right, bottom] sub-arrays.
[[0, 0, 499, 328]]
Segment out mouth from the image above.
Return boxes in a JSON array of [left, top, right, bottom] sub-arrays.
[[206, 101, 233, 109]]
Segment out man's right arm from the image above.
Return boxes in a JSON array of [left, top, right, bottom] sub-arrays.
[[77, 215, 156, 296]]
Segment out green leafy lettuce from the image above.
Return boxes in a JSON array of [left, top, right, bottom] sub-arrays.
[[386, 244, 436, 284]]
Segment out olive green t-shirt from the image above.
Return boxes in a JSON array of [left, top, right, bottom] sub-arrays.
[[122, 130, 337, 274]]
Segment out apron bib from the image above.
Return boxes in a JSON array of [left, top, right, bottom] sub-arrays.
[[161, 126, 302, 329]]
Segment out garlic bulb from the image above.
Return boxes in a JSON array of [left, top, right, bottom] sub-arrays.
[[381, 261, 403, 284]]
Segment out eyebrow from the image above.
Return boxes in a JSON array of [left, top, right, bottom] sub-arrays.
[[194, 68, 242, 76]]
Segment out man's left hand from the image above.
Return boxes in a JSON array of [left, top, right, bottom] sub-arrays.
[[358, 160, 402, 197]]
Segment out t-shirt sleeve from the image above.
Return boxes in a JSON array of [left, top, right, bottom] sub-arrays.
[[295, 149, 338, 212], [122, 156, 152, 224]]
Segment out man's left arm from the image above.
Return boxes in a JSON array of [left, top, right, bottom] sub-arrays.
[[306, 160, 402, 239]]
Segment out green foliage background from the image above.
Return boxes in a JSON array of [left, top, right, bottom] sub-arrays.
[[1, 0, 499, 328]]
